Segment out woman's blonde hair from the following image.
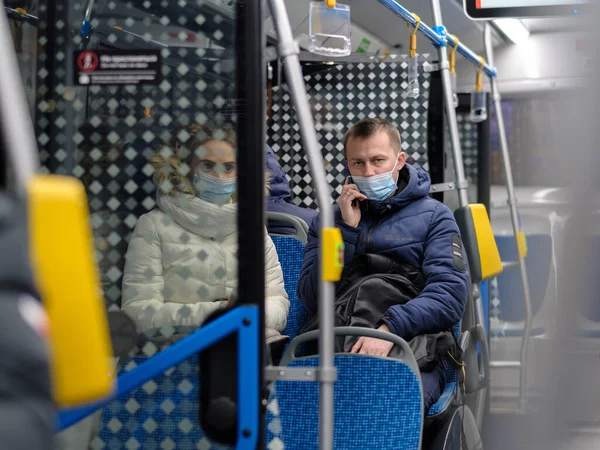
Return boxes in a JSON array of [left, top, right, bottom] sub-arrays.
[[151, 123, 237, 196]]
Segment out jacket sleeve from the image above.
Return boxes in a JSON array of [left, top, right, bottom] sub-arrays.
[[380, 204, 469, 341], [264, 232, 290, 332], [265, 144, 292, 202], [297, 212, 361, 314], [121, 214, 222, 333]]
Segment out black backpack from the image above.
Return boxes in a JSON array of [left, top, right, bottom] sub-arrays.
[[302, 254, 462, 372]]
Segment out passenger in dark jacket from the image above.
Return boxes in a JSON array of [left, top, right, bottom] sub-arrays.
[[266, 145, 318, 235], [297, 118, 469, 410]]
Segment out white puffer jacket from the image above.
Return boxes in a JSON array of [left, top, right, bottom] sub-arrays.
[[121, 192, 290, 340]]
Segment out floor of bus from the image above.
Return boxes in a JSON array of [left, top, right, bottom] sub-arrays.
[[482, 412, 599, 450]]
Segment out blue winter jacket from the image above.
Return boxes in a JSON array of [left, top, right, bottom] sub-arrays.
[[266, 145, 318, 235], [297, 164, 469, 341]]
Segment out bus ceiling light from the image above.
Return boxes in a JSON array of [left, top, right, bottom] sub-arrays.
[[492, 18, 530, 45]]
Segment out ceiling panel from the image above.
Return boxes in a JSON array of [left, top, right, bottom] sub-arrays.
[[522, 17, 582, 33]]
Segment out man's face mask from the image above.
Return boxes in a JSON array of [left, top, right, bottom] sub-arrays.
[[351, 158, 400, 201], [193, 171, 236, 205]]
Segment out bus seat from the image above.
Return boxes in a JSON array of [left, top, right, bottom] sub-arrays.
[[267, 356, 422, 450], [97, 234, 308, 447], [271, 235, 310, 344], [97, 354, 228, 449], [267, 328, 423, 450], [426, 323, 460, 418], [28, 175, 114, 408], [580, 235, 600, 324], [267, 211, 309, 243], [454, 204, 503, 284], [494, 234, 552, 322], [575, 235, 600, 338]]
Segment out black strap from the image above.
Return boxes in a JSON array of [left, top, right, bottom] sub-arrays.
[[427, 66, 445, 203]]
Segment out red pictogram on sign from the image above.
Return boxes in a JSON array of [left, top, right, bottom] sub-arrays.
[[78, 50, 99, 72]]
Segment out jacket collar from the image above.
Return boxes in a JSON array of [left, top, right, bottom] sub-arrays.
[[363, 164, 430, 215], [157, 192, 237, 239]]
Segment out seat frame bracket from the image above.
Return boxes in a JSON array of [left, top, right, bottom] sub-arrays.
[[265, 366, 338, 382]]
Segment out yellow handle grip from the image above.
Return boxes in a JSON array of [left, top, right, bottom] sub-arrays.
[[29, 175, 114, 407], [322, 227, 344, 282]]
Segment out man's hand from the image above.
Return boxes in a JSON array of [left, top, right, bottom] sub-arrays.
[[338, 178, 367, 228], [350, 324, 394, 357]]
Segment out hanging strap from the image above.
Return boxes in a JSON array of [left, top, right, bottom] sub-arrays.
[[406, 14, 421, 59], [476, 56, 485, 93], [449, 35, 459, 75]]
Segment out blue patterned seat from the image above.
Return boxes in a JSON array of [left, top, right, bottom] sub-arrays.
[[271, 235, 309, 342], [494, 234, 552, 324], [576, 235, 600, 337], [97, 237, 307, 448], [98, 355, 229, 450], [266, 355, 423, 450]]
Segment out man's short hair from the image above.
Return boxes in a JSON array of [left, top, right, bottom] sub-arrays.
[[343, 118, 402, 155]]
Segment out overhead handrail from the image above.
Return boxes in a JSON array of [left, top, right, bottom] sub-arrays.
[[4, 6, 39, 26], [376, 0, 497, 77]]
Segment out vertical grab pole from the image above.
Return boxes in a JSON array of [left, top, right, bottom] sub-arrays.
[[430, 0, 490, 427], [429, 0, 469, 209], [485, 23, 532, 410], [268, 1, 336, 449], [0, 3, 39, 196]]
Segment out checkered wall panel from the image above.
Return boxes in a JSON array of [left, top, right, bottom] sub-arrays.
[[29, 1, 239, 449], [268, 55, 435, 209], [457, 113, 479, 187], [34, 0, 237, 310]]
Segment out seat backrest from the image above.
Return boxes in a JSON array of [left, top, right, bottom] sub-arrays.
[[271, 235, 310, 341], [267, 211, 309, 243], [99, 354, 220, 449], [266, 355, 423, 450], [494, 234, 552, 321], [454, 204, 503, 284], [579, 234, 600, 323]]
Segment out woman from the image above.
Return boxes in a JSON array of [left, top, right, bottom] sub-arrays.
[[121, 124, 289, 343]]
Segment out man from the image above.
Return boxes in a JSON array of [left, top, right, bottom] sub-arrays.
[[297, 118, 469, 410]]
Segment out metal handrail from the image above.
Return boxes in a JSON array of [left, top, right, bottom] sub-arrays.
[[268, 2, 338, 449], [376, 0, 497, 77], [0, 3, 39, 195], [485, 22, 533, 411]]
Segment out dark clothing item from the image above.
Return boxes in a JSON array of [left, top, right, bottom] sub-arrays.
[[0, 194, 38, 296], [0, 194, 54, 450], [303, 253, 461, 372], [265, 145, 318, 235], [0, 294, 54, 450], [298, 164, 469, 342], [422, 363, 446, 414]]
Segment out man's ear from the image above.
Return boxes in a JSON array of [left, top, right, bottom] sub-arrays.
[[397, 151, 407, 168]]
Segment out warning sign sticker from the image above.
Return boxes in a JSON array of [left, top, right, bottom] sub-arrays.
[[73, 49, 162, 86]]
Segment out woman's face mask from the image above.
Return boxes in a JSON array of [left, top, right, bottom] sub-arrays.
[[194, 171, 236, 205], [192, 140, 237, 205]]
